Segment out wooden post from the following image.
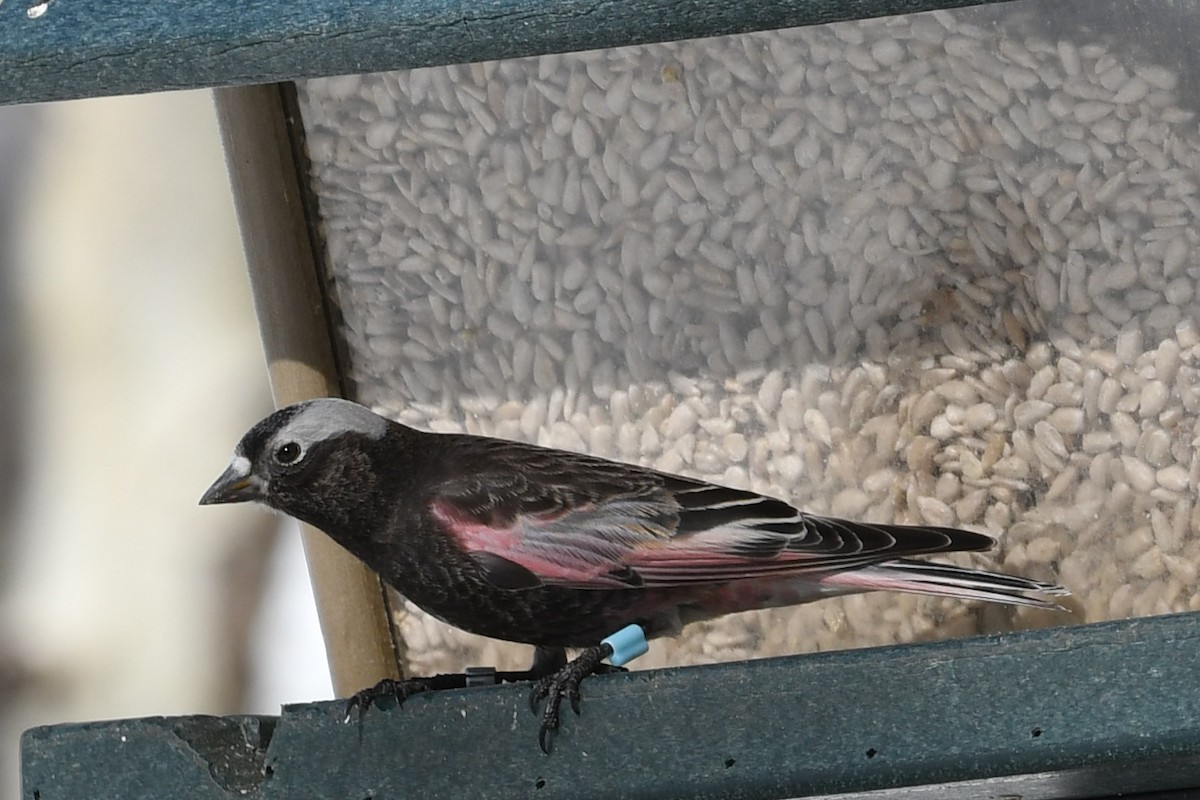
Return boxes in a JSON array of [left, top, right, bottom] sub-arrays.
[[213, 84, 402, 696]]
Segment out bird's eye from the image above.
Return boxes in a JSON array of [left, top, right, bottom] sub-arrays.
[[274, 441, 303, 465]]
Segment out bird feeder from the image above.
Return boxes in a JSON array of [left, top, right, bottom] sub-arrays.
[[8, 0, 1200, 796]]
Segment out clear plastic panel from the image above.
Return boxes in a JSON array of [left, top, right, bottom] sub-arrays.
[[296, 0, 1200, 676]]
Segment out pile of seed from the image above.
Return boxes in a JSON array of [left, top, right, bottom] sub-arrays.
[[297, 6, 1200, 676]]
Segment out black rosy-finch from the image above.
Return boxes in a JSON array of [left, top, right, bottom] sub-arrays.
[[201, 397, 1067, 751]]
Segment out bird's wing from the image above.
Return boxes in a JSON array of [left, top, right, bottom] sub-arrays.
[[430, 442, 994, 591]]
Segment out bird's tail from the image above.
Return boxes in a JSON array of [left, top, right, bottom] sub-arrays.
[[820, 558, 1070, 609]]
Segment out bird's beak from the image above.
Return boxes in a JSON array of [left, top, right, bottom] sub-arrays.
[[200, 456, 262, 505]]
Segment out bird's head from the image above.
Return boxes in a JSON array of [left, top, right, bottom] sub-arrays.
[[200, 398, 392, 529]]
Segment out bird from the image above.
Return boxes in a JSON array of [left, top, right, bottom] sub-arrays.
[[201, 397, 1068, 752]]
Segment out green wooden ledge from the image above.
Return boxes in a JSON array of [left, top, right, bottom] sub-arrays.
[[0, 0, 1019, 106], [22, 613, 1200, 799]]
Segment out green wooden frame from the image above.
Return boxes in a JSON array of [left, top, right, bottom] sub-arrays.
[[22, 614, 1200, 798], [0, 0, 1020, 105]]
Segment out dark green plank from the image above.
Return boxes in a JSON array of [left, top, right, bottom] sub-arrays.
[[2, 0, 1018, 106], [21, 613, 1200, 799], [21, 716, 277, 800]]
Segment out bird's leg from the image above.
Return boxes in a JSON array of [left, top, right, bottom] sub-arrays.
[[491, 645, 568, 684], [529, 644, 570, 678], [345, 639, 633, 754], [529, 643, 626, 754], [344, 646, 569, 724]]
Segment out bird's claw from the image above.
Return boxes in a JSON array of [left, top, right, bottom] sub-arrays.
[[343, 677, 431, 724], [340, 652, 622, 753], [528, 644, 617, 754], [530, 673, 582, 753]]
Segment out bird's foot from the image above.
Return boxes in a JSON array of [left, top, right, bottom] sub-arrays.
[[343, 649, 568, 727], [529, 644, 626, 754], [343, 674, 467, 724]]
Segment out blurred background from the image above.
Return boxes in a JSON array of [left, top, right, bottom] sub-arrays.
[[0, 92, 332, 797]]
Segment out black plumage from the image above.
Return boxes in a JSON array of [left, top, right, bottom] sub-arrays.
[[202, 397, 1067, 751]]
